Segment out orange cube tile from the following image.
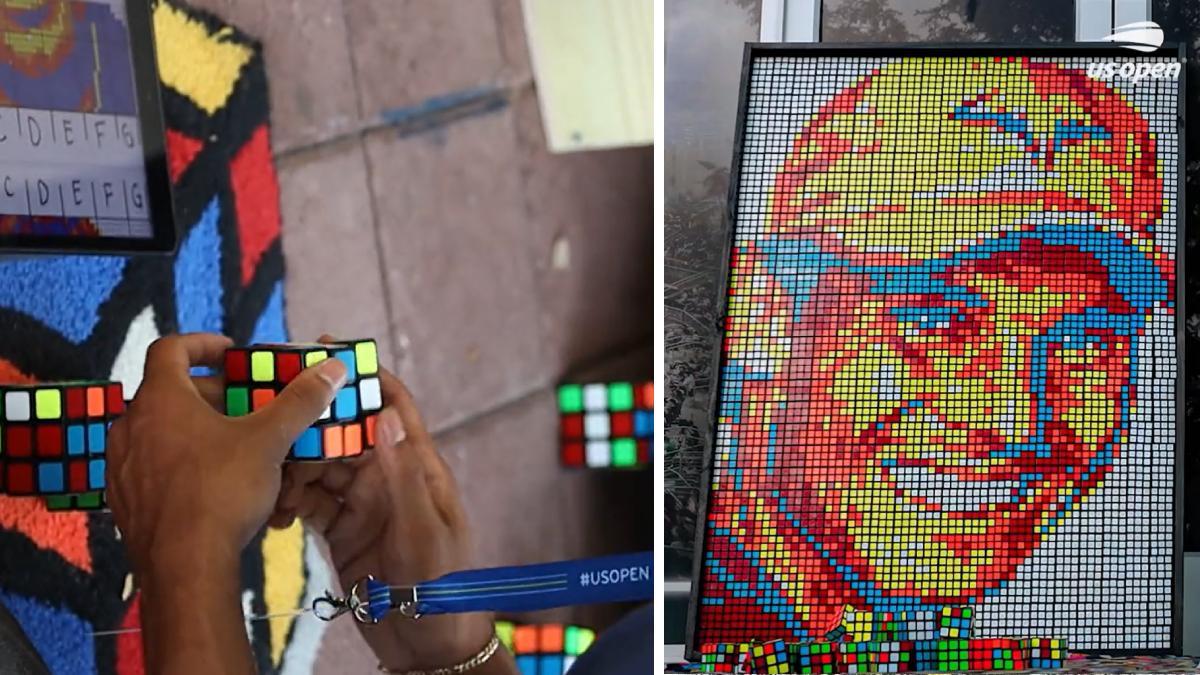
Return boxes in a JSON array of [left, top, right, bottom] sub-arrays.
[[343, 423, 363, 457], [538, 624, 564, 653], [323, 426, 344, 459], [86, 387, 105, 417], [513, 625, 538, 655], [251, 388, 275, 410]]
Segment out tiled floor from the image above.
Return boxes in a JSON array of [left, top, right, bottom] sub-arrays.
[[184, 0, 652, 670]]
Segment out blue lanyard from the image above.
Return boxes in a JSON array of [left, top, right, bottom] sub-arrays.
[[314, 552, 652, 623]]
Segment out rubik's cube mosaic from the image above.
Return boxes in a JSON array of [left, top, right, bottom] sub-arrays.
[[224, 340, 382, 460], [496, 620, 595, 675], [693, 48, 1181, 653], [558, 381, 653, 468], [0, 382, 120, 497]]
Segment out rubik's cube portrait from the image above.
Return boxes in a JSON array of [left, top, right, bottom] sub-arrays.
[[558, 381, 653, 468], [497, 620, 595, 675], [0, 382, 121, 497], [693, 48, 1181, 653], [224, 340, 382, 460]]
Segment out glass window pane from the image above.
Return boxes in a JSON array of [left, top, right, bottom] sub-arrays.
[[822, 0, 1073, 42], [665, 0, 761, 578]]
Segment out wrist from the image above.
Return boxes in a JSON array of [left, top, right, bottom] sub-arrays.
[[377, 613, 498, 673]]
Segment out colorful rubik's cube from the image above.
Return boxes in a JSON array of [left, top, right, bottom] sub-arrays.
[[698, 643, 750, 673], [839, 606, 873, 641], [748, 639, 792, 673], [838, 641, 880, 673], [1021, 637, 1066, 669], [0, 382, 121, 496], [892, 610, 936, 641], [874, 642, 914, 673], [937, 606, 973, 639], [44, 491, 106, 511], [500, 621, 594, 675], [966, 638, 1026, 671], [787, 641, 836, 674], [912, 640, 938, 672], [224, 340, 382, 461], [557, 381, 652, 468]]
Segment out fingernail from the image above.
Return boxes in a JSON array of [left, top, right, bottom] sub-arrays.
[[376, 407, 407, 447], [315, 358, 348, 390]]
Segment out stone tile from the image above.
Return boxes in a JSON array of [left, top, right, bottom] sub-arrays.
[[511, 89, 654, 374], [435, 389, 652, 630], [343, 0, 506, 118], [363, 108, 549, 433], [276, 138, 391, 351], [185, 0, 361, 152], [494, 0, 533, 82]]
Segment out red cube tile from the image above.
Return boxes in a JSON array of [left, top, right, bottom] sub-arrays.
[[276, 352, 303, 384], [637, 439, 650, 464], [106, 383, 124, 415], [560, 414, 584, 440], [562, 441, 585, 466], [35, 425, 63, 457], [6, 425, 32, 458], [68, 461, 89, 493], [225, 350, 249, 383], [7, 464, 33, 495], [610, 412, 633, 436], [65, 387, 86, 419]]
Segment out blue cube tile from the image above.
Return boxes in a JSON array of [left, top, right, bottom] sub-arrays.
[[88, 459, 105, 490], [294, 428, 321, 459], [539, 654, 564, 675], [67, 425, 85, 456], [334, 387, 358, 421], [334, 349, 357, 380], [38, 464, 64, 493], [88, 423, 106, 454], [634, 410, 653, 437], [515, 655, 538, 675]]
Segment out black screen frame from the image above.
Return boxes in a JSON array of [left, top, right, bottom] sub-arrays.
[[685, 42, 1187, 659], [0, 0, 177, 254]]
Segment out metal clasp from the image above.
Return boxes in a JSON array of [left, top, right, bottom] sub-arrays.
[[312, 578, 423, 624]]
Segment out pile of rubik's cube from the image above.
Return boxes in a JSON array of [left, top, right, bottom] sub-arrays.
[[0, 339, 385, 511], [495, 620, 595, 675], [557, 381, 653, 469], [697, 605, 1067, 673]]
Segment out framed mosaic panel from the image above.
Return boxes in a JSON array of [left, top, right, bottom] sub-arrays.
[[687, 44, 1185, 655]]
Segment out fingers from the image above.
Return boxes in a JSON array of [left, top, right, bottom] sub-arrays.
[[377, 370, 428, 444], [193, 375, 225, 410], [294, 485, 343, 536], [144, 334, 232, 380], [246, 358, 347, 461]]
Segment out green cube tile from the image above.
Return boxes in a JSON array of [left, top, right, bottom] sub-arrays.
[[251, 351, 274, 381], [576, 627, 595, 653], [45, 495, 70, 510], [35, 389, 61, 419], [558, 384, 584, 413], [612, 438, 637, 467], [608, 382, 634, 411], [355, 341, 379, 375], [226, 388, 250, 417], [77, 492, 103, 508], [494, 621, 514, 651]]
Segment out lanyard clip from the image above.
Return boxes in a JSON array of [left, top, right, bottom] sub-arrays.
[[312, 579, 373, 623]]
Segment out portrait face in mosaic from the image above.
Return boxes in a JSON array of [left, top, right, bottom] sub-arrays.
[[699, 56, 1175, 643]]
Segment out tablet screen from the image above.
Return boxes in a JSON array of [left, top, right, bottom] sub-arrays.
[[0, 0, 158, 243]]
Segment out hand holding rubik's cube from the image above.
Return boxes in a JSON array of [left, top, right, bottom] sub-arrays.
[[223, 339, 383, 460], [0, 338, 385, 511]]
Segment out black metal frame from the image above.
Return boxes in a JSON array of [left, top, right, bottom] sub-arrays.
[[0, 0, 178, 254], [685, 41, 1187, 659]]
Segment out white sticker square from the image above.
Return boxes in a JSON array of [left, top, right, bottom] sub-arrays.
[[359, 377, 382, 412], [585, 440, 610, 468], [584, 412, 610, 440], [582, 383, 607, 411], [4, 391, 30, 421]]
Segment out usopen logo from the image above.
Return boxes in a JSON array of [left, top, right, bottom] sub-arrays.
[[1086, 23, 1181, 83]]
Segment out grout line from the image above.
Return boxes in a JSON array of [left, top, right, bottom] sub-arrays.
[[356, 134, 404, 375], [428, 336, 653, 437]]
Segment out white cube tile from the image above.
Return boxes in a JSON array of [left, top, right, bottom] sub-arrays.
[[582, 383, 607, 411], [585, 440, 611, 468], [359, 377, 382, 412], [584, 412, 610, 440], [4, 391, 30, 421]]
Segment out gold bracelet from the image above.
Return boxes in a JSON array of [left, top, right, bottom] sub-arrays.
[[378, 635, 501, 675]]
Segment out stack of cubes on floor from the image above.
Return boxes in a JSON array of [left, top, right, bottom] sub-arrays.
[[0, 382, 120, 505], [495, 620, 594, 675], [224, 340, 382, 460], [557, 381, 653, 468], [697, 604, 1066, 673]]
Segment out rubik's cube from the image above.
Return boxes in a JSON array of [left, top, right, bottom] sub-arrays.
[[44, 491, 106, 511], [500, 621, 594, 675], [1021, 637, 1066, 669], [839, 606, 874, 641], [224, 340, 382, 461], [749, 639, 792, 673], [911, 640, 938, 672], [698, 643, 750, 673], [937, 605, 973, 639], [0, 382, 121, 496], [838, 641, 881, 673], [933, 638, 969, 671], [787, 641, 836, 674], [967, 638, 1026, 671], [557, 381, 652, 468], [891, 610, 936, 641], [873, 642, 914, 673]]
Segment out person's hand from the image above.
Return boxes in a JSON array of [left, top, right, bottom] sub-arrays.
[[272, 360, 507, 673], [107, 332, 348, 577]]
